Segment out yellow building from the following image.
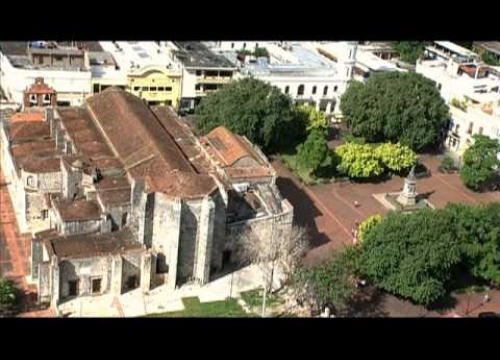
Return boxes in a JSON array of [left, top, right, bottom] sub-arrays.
[[127, 65, 182, 107]]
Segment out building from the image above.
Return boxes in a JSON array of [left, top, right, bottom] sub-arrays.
[[0, 83, 293, 309], [416, 55, 500, 105], [170, 42, 238, 111], [424, 41, 479, 64], [0, 42, 92, 106], [211, 41, 358, 117], [98, 41, 183, 107], [446, 93, 500, 157], [473, 42, 500, 69]]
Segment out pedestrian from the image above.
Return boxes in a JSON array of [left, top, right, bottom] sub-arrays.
[[354, 200, 360, 208], [483, 294, 490, 304]]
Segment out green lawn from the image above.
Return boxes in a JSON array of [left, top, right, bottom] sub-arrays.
[[146, 297, 255, 318], [240, 287, 284, 309]]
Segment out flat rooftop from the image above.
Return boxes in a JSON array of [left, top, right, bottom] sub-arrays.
[[45, 228, 144, 260], [474, 41, 500, 56], [173, 41, 237, 69], [239, 43, 339, 77], [0, 41, 90, 71]]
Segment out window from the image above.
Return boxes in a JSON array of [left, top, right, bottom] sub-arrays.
[[156, 253, 168, 274], [334, 85, 338, 92], [91, 278, 101, 294], [165, 100, 172, 106], [231, 43, 235, 49], [29, 94, 37, 103], [54, 55, 63, 61], [126, 276, 138, 290], [93, 84, 100, 93], [478, 126, 483, 135], [323, 86, 328, 96], [312, 86, 317, 95], [41, 210, 48, 219], [133, 86, 140, 92], [68, 280, 79, 296], [150, 86, 157, 92], [297, 84, 305, 96], [158, 87, 165, 91], [165, 87, 172, 92], [243, 43, 247, 49], [346, 67, 350, 77], [284, 86, 289, 94], [256, 43, 259, 48], [467, 122, 473, 135], [195, 84, 201, 91], [43, 94, 50, 103], [196, 70, 202, 76], [142, 86, 149, 92], [121, 212, 128, 227], [27, 176, 36, 187], [437, 83, 442, 90]]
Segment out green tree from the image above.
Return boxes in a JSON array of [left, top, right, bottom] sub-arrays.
[[195, 78, 306, 153], [481, 52, 500, 66], [358, 209, 463, 305], [460, 135, 500, 191], [357, 215, 383, 244], [340, 72, 449, 152], [336, 142, 384, 178], [296, 129, 330, 174], [439, 155, 456, 173], [296, 104, 329, 133], [293, 251, 359, 314], [447, 203, 500, 285], [0, 278, 18, 316], [392, 42, 429, 64], [375, 143, 418, 173], [253, 47, 270, 58]]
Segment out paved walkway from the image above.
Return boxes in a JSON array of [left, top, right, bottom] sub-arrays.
[[58, 264, 273, 317], [272, 155, 500, 264], [1, 168, 55, 317]]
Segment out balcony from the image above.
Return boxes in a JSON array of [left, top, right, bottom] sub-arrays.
[[196, 76, 232, 84]]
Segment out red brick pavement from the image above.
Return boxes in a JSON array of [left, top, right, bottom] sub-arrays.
[[0, 168, 55, 317], [271, 155, 500, 317]]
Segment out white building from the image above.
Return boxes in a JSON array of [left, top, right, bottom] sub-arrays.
[[446, 94, 500, 157], [210, 41, 359, 117], [0, 42, 92, 106]]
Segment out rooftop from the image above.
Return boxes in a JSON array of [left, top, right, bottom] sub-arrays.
[[433, 41, 478, 58], [53, 198, 102, 222], [474, 42, 500, 56], [8, 121, 51, 142], [10, 111, 45, 123], [86, 88, 217, 199], [173, 41, 237, 69], [238, 42, 339, 77], [45, 228, 143, 260]]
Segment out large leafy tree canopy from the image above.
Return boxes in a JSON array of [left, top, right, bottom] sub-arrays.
[[294, 251, 358, 313], [392, 42, 429, 64], [357, 204, 500, 305], [340, 72, 449, 152], [296, 104, 329, 133], [336, 143, 384, 178], [460, 135, 500, 191], [195, 78, 306, 153], [297, 129, 330, 174]]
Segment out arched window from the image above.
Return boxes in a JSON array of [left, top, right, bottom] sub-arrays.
[[284, 86, 289, 94], [297, 84, 305, 96], [243, 43, 247, 49], [333, 85, 338, 92], [231, 43, 235, 49], [44, 94, 50, 102], [323, 86, 328, 96], [312, 86, 317, 95], [29, 94, 37, 104]]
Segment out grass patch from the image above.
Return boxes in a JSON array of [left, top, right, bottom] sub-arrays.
[[146, 297, 254, 318], [454, 285, 490, 295], [280, 153, 335, 186], [240, 287, 285, 309]]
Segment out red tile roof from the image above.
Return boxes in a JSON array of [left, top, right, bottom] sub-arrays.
[[86, 88, 217, 199], [9, 122, 51, 142]]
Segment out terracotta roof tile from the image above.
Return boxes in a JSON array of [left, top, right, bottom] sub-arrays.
[[46, 228, 143, 260], [86, 88, 217, 198], [9, 121, 50, 142], [23, 157, 61, 174], [10, 111, 45, 123], [54, 198, 102, 222]]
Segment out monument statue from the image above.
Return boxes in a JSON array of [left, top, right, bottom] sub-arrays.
[[397, 165, 417, 207]]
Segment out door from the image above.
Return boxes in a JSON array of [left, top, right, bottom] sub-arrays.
[[68, 280, 79, 297]]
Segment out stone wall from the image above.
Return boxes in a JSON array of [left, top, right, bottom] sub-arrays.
[[38, 262, 52, 304], [177, 200, 202, 283], [58, 256, 113, 299], [38, 171, 62, 193], [210, 193, 228, 272], [59, 218, 103, 237], [25, 191, 47, 221], [121, 252, 141, 293]]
